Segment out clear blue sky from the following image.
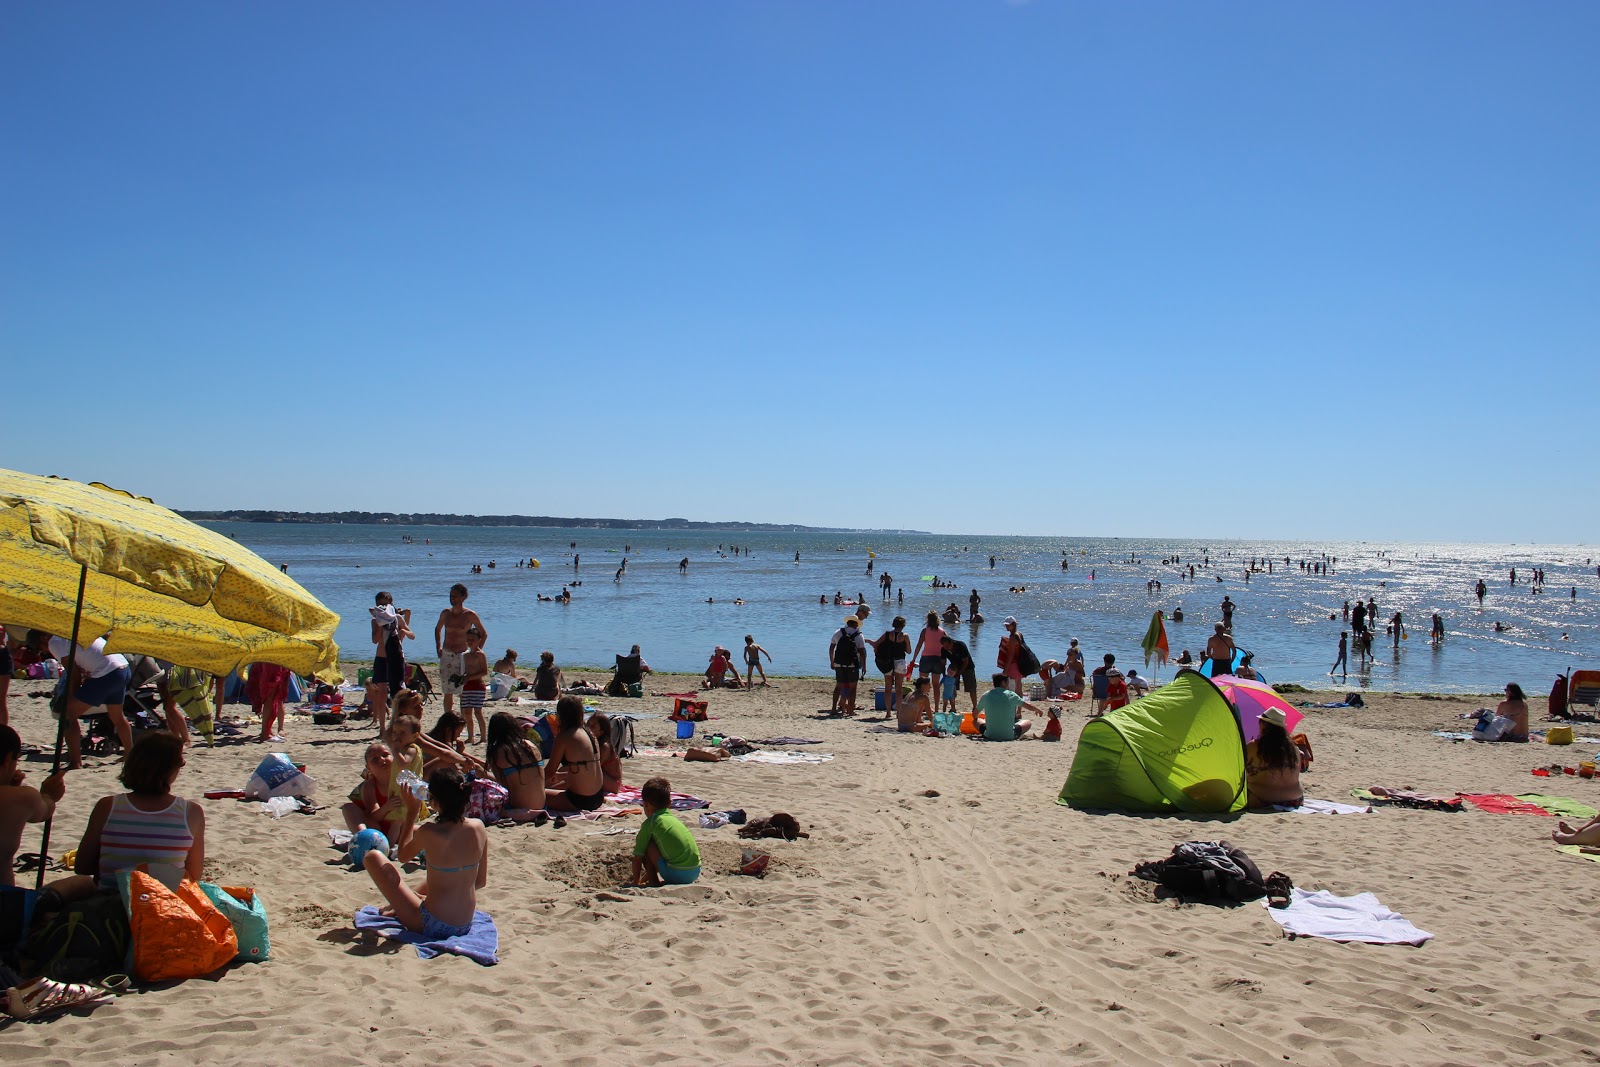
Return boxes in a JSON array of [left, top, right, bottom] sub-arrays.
[[4, 2, 1595, 542]]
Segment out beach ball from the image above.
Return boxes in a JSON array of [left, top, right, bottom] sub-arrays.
[[349, 828, 389, 867]]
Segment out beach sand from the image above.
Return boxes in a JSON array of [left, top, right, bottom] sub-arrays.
[[7, 671, 1600, 1066]]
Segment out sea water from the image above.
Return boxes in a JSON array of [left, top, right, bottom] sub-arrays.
[[206, 523, 1597, 695]]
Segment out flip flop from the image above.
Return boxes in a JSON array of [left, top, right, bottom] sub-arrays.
[[3, 977, 114, 1019]]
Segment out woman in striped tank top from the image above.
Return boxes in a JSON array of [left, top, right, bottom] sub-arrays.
[[75, 732, 203, 891]]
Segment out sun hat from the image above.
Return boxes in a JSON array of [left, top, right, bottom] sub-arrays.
[[1260, 707, 1289, 730], [844, 616, 859, 626], [1004, 616, 1017, 626]]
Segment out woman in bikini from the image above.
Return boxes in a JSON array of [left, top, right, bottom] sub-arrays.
[[542, 696, 607, 813], [361, 766, 487, 940], [484, 711, 546, 822]]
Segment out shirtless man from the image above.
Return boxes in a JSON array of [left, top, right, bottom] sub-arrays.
[[434, 583, 487, 718], [0, 725, 66, 887], [1204, 623, 1236, 676]]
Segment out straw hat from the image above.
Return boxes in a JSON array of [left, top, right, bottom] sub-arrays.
[[1260, 707, 1289, 730]]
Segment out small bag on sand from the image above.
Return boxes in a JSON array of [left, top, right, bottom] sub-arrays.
[[244, 753, 317, 799]]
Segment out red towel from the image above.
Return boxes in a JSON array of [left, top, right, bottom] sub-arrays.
[[1457, 793, 1552, 816]]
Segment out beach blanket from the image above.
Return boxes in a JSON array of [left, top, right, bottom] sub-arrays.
[[1298, 701, 1353, 708], [731, 751, 834, 765], [1268, 798, 1371, 815], [1351, 788, 1463, 812], [353, 906, 499, 964], [607, 786, 708, 811], [1555, 845, 1600, 865], [1264, 889, 1433, 946], [1432, 731, 1480, 742], [1516, 794, 1598, 820], [1458, 794, 1551, 816], [748, 737, 825, 746]]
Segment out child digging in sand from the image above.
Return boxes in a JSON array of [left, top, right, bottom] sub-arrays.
[[629, 776, 700, 887]]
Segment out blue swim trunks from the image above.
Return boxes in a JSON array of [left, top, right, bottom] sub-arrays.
[[657, 860, 700, 886], [418, 904, 472, 940]]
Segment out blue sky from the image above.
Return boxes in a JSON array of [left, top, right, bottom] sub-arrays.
[[3, 2, 1595, 542]]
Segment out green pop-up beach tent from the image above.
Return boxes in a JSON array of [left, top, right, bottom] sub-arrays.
[[1058, 669, 1247, 813]]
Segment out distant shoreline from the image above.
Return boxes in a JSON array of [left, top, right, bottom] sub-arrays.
[[184, 510, 927, 534]]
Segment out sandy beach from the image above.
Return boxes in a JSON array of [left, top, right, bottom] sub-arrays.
[[7, 671, 1600, 1066]]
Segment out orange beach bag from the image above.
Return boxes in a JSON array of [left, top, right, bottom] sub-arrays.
[[125, 867, 238, 982]]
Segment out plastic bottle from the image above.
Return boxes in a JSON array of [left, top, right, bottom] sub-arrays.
[[396, 769, 429, 802]]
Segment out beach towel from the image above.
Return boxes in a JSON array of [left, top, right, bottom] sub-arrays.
[[1351, 788, 1463, 812], [1268, 798, 1371, 815], [606, 786, 708, 811], [1298, 701, 1352, 708], [1555, 845, 1600, 864], [1458, 794, 1551, 816], [1264, 888, 1433, 945], [1432, 731, 1480, 742], [748, 737, 825, 746], [353, 906, 498, 965], [731, 751, 834, 765], [1515, 794, 1598, 820]]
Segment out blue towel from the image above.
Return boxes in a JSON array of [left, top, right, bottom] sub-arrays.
[[353, 906, 499, 965]]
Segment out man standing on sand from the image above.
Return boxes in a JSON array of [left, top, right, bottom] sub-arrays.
[[828, 615, 867, 716], [941, 634, 980, 715], [434, 584, 487, 720], [1330, 632, 1348, 677]]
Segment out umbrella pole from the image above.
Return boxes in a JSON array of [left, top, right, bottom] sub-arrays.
[[36, 563, 88, 890]]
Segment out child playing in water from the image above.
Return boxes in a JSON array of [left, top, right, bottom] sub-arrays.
[[459, 626, 489, 745], [630, 776, 701, 887], [342, 741, 407, 842]]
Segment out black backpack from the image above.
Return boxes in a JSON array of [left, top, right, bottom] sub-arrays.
[[834, 630, 859, 668], [22, 891, 131, 983], [1132, 841, 1290, 905], [1013, 636, 1041, 676]]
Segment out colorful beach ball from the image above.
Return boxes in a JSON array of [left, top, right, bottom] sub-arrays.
[[349, 828, 389, 866]]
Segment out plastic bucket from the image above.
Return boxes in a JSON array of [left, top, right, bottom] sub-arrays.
[[676, 720, 695, 740]]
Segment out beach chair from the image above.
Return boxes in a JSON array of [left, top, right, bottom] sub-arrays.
[[1570, 670, 1600, 708]]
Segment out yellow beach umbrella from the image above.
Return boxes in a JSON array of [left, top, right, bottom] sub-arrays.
[[0, 468, 340, 678]]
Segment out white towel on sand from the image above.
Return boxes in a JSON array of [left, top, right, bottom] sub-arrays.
[[1265, 888, 1433, 945], [731, 751, 834, 765], [1269, 798, 1371, 815]]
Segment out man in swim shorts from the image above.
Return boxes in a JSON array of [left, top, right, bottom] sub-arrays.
[[434, 583, 487, 718]]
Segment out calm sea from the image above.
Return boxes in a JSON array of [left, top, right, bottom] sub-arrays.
[[205, 524, 1598, 695]]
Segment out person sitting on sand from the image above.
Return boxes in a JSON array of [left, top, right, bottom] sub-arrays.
[[898, 676, 935, 733], [484, 711, 546, 822], [543, 696, 608, 812], [1245, 708, 1303, 809], [1233, 654, 1258, 681], [701, 646, 739, 689], [532, 651, 565, 701], [606, 645, 649, 696], [0, 724, 66, 888], [73, 731, 205, 892], [424, 713, 470, 777], [343, 741, 408, 842], [587, 713, 624, 794], [629, 776, 701, 887], [361, 766, 488, 941], [978, 673, 1038, 741], [1496, 683, 1530, 742], [493, 649, 519, 678]]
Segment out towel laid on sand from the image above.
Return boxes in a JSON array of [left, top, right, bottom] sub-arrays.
[[607, 786, 708, 811], [1458, 794, 1551, 816], [1298, 701, 1353, 708], [731, 751, 834, 765], [1556, 845, 1600, 864], [1268, 798, 1371, 815], [1432, 731, 1480, 742], [748, 737, 825, 745], [1351, 788, 1463, 812], [1263, 889, 1433, 945], [1516, 794, 1598, 820], [354, 906, 499, 964]]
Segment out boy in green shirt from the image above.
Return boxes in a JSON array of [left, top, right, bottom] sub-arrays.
[[630, 776, 701, 886]]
